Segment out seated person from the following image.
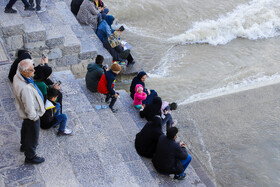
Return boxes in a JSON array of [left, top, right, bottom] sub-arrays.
[[96, 15, 114, 43], [93, 0, 109, 19], [71, 0, 84, 15], [140, 96, 162, 121], [8, 49, 32, 82], [86, 55, 107, 92], [77, 0, 101, 30], [161, 101, 178, 132], [40, 88, 72, 135], [130, 71, 158, 106], [135, 116, 163, 158], [133, 84, 147, 110], [103, 27, 135, 66], [152, 127, 192, 180], [97, 63, 121, 113]]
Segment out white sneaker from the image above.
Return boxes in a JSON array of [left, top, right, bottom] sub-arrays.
[[36, 7, 46, 13], [57, 128, 72, 135]]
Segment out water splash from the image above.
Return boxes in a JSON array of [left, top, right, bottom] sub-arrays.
[[169, 0, 280, 45]]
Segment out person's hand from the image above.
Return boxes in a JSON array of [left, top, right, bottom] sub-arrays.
[[54, 83, 61, 90], [180, 141, 186, 147], [164, 110, 168, 115], [114, 93, 119, 98], [147, 89, 151, 95], [121, 44, 125, 48], [41, 56, 48, 65]]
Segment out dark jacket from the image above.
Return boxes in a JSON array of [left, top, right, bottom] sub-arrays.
[[135, 116, 163, 158], [40, 100, 58, 129], [130, 71, 147, 99], [8, 50, 31, 82], [97, 70, 116, 95], [71, 0, 84, 15], [103, 39, 125, 62], [152, 134, 188, 174], [86, 63, 104, 92], [140, 96, 162, 121]]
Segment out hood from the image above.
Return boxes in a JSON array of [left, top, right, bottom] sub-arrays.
[[136, 71, 147, 80], [87, 63, 102, 72], [151, 116, 162, 128], [135, 84, 143, 92], [105, 15, 114, 27]]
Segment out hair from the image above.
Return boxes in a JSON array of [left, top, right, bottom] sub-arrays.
[[47, 87, 59, 100], [167, 127, 178, 140], [169, 102, 178, 110], [95, 55, 104, 65], [18, 59, 34, 72]]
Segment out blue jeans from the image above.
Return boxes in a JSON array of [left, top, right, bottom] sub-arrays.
[[162, 113, 173, 131], [179, 154, 192, 176], [53, 103, 67, 132]]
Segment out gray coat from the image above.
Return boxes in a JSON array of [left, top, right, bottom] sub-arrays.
[[77, 0, 99, 30]]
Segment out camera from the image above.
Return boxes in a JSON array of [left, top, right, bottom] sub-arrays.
[[119, 26, 125, 32], [42, 54, 46, 59]]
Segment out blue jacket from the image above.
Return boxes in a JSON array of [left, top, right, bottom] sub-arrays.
[[96, 15, 114, 43], [105, 70, 116, 95]]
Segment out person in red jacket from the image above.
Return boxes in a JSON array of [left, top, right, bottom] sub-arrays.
[[97, 63, 121, 112]]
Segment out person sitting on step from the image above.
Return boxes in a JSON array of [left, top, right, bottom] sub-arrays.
[[97, 63, 121, 113], [40, 87, 72, 135], [133, 84, 147, 110], [152, 127, 192, 180]]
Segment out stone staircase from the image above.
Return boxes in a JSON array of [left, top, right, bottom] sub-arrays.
[[0, 0, 112, 76], [0, 64, 209, 186]]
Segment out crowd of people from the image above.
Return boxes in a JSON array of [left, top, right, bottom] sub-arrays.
[[6, 0, 192, 181]]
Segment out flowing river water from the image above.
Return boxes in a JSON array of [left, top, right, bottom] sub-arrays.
[[105, 0, 280, 186]]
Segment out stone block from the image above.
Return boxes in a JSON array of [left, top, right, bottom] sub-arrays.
[[22, 16, 46, 43], [5, 35, 24, 51], [48, 48, 62, 60], [0, 12, 24, 37], [24, 41, 46, 50], [70, 61, 90, 78], [46, 29, 64, 48], [55, 54, 80, 67]]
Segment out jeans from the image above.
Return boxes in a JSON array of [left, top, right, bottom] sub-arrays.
[[6, 0, 30, 9], [179, 154, 192, 176], [162, 113, 173, 131], [21, 119, 40, 159], [53, 102, 67, 132], [29, 0, 41, 10]]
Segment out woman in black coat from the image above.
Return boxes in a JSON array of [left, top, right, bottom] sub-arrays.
[[140, 96, 162, 121], [135, 116, 163, 158]]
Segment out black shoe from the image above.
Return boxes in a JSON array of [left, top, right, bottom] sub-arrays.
[[25, 155, 45, 164], [174, 173, 186, 180], [20, 145, 24, 152], [127, 61, 135, 66], [24, 6, 35, 11], [110, 108, 118, 113], [4, 8, 17, 13]]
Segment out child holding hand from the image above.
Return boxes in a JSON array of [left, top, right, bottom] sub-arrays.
[[133, 84, 147, 110]]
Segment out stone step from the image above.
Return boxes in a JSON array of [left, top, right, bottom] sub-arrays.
[[22, 15, 46, 44]]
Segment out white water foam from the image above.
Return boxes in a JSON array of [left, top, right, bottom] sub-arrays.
[[180, 72, 280, 105], [169, 0, 280, 45]]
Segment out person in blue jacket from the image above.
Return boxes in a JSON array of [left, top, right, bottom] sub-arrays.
[[96, 15, 114, 43]]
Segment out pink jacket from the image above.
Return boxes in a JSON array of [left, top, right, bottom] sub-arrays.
[[133, 84, 147, 105]]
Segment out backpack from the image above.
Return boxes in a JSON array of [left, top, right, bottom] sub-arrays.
[[108, 31, 120, 48]]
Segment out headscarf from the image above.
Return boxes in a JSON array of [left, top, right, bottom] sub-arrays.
[[8, 50, 32, 82], [34, 65, 53, 82], [130, 71, 147, 99]]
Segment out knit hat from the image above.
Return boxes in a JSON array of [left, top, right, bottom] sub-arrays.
[[111, 63, 121, 72]]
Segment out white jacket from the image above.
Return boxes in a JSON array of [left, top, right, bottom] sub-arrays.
[[13, 70, 45, 121]]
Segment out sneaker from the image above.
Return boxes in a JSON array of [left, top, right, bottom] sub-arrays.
[[4, 8, 17, 13], [110, 108, 118, 113], [25, 155, 45, 164], [36, 7, 46, 13], [57, 128, 72, 135], [24, 6, 35, 11], [174, 173, 186, 180]]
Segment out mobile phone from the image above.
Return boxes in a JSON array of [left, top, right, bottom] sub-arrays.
[[42, 54, 46, 59], [56, 81, 61, 86]]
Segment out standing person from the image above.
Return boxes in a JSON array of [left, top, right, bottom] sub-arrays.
[[4, 0, 35, 13], [86, 55, 107, 92], [97, 63, 121, 113], [130, 71, 157, 106], [133, 84, 147, 110], [152, 127, 192, 180], [13, 59, 45, 164], [135, 116, 163, 158]]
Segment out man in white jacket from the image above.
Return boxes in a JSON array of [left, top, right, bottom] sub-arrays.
[[13, 59, 45, 164]]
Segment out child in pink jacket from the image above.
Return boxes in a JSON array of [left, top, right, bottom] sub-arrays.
[[134, 84, 147, 110]]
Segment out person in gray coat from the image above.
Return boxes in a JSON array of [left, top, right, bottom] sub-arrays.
[[86, 55, 107, 92], [77, 0, 101, 30]]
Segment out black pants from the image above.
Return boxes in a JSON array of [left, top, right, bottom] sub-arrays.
[[120, 50, 134, 64], [106, 93, 117, 109], [29, 0, 41, 10], [5, 0, 30, 9], [21, 119, 40, 159]]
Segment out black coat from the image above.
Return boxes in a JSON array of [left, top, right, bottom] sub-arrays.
[[135, 116, 163, 158], [103, 39, 125, 62], [130, 71, 147, 99], [140, 96, 162, 121], [152, 134, 188, 174], [71, 0, 84, 15]]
